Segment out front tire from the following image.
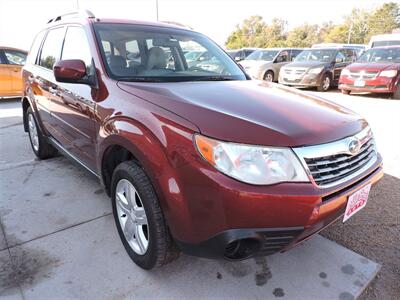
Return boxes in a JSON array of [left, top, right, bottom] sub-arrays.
[[26, 107, 57, 159], [111, 161, 179, 269], [317, 74, 331, 92], [341, 89, 351, 95], [264, 71, 274, 82]]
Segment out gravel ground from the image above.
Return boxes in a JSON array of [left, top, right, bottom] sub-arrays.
[[322, 174, 400, 300]]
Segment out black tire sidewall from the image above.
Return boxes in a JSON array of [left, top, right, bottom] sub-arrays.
[[27, 107, 42, 157], [264, 71, 274, 82], [111, 163, 162, 270], [320, 74, 331, 91]]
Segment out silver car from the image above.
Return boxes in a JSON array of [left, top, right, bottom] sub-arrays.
[[239, 48, 303, 81]]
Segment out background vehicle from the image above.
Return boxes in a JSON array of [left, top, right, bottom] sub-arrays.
[[279, 47, 358, 91], [312, 43, 366, 57], [368, 33, 400, 48], [339, 46, 400, 98], [22, 11, 382, 271], [239, 48, 303, 81], [0, 46, 27, 98], [226, 48, 257, 62]]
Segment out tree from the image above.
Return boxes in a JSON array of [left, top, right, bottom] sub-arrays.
[[367, 2, 400, 40], [286, 23, 320, 47], [225, 15, 267, 49], [344, 8, 370, 44], [324, 24, 349, 43]]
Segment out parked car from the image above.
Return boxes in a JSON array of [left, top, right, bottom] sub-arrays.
[[279, 47, 358, 91], [312, 43, 366, 57], [339, 46, 400, 99], [226, 48, 257, 62], [0, 46, 27, 98], [239, 48, 303, 81], [368, 33, 400, 48], [22, 11, 383, 270]]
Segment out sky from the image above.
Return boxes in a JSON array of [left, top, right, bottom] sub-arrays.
[[0, 0, 389, 50]]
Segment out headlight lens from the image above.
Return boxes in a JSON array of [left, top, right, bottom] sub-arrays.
[[308, 67, 323, 74], [379, 70, 397, 77], [194, 135, 309, 185], [341, 69, 351, 76]]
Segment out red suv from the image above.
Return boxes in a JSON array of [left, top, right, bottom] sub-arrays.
[[339, 46, 400, 98], [22, 11, 383, 269]]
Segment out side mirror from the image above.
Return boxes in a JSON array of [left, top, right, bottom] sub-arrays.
[[335, 57, 343, 63], [54, 59, 89, 84]]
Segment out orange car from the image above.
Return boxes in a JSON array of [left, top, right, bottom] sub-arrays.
[[0, 46, 27, 98]]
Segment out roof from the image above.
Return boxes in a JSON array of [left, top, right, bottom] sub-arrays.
[[0, 46, 28, 53]]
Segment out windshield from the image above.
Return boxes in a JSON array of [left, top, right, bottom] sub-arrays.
[[94, 23, 246, 82], [295, 49, 336, 62], [357, 48, 400, 63], [245, 50, 279, 61]]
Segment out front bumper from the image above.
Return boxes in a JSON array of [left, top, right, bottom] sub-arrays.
[[339, 75, 398, 93], [175, 164, 383, 259], [279, 72, 323, 87]]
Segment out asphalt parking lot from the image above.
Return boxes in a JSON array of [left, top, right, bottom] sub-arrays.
[[0, 90, 399, 299]]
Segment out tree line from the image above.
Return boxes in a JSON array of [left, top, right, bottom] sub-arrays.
[[225, 2, 400, 49]]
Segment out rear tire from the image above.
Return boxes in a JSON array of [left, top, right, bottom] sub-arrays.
[[26, 107, 57, 159], [341, 89, 351, 95], [393, 85, 400, 99], [317, 74, 331, 92], [111, 161, 180, 269]]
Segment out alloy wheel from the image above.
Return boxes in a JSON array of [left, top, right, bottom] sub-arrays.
[[115, 179, 149, 255], [28, 114, 39, 152], [322, 76, 330, 91]]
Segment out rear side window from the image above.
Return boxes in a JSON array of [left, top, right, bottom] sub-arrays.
[[27, 31, 46, 65], [39, 27, 65, 70], [4, 49, 27, 65]]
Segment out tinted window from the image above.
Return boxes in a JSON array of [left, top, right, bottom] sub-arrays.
[[295, 49, 336, 62], [126, 40, 141, 64], [246, 50, 279, 61], [290, 50, 302, 60], [0, 51, 6, 64], [27, 31, 46, 65], [336, 51, 346, 62], [39, 27, 65, 70], [372, 41, 400, 48], [276, 50, 289, 62], [62, 26, 92, 70], [358, 47, 400, 63], [4, 49, 27, 65]]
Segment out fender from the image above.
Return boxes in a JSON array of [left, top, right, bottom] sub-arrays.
[[98, 115, 198, 241]]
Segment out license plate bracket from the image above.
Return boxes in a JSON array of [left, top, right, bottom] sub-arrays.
[[343, 183, 371, 222]]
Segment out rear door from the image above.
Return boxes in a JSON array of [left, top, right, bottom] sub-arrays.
[[0, 50, 13, 96], [50, 25, 97, 170], [3, 49, 27, 95]]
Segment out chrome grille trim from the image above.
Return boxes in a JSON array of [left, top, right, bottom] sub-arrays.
[[349, 71, 379, 80], [293, 127, 378, 188]]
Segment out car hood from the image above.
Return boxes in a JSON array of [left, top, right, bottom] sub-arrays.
[[117, 80, 366, 147], [283, 61, 329, 69], [346, 62, 400, 72]]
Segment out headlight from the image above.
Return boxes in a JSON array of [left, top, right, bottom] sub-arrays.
[[379, 70, 397, 77], [194, 135, 309, 185], [308, 67, 323, 74], [341, 69, 350, 76]]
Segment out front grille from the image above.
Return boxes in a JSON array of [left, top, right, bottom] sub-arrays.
[[304, 138, 376, 186], [284, 68, 307, 76], [350, 71, 378, 79]]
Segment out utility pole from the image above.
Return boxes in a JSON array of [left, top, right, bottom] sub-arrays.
[[76, 0, 79, 10], [347, 21, 353, 44], [156, 0, 159, 21]]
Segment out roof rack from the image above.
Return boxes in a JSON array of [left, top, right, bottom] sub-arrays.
[[47, 9, 95, 24]]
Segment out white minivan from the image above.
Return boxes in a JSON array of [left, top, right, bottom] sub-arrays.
[[368, 33, 400, 48]]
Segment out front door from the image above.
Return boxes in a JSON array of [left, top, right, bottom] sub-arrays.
[[3, 48, 27, 95], [50, 26, 97, 171], [0, 51, 13, 96]]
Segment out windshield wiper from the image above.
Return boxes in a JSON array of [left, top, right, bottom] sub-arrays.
[[191, 76, 235, 81], [117, 77, 165, 82]]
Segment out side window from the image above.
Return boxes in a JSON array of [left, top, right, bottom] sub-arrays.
[[4, 50, 27, 65], [276, 50, 289, 63], [146, 39, 175, 70], [27, 31, 46, 65], [62, 26, 92, 71], [335, 51, 346, 62], [0, 51, 6, 64], [39, 27, 65, 70]]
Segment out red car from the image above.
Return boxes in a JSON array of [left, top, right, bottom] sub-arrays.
[[22, 11, 383, 269], [339, 46, 400, 98]]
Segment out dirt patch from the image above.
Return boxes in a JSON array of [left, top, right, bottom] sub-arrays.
[[0, 246, 61, 293], [322, 174, 400, 300]]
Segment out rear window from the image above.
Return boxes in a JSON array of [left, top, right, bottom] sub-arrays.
[[372, 41, 400, 48], [39, 27, 65, 70]]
